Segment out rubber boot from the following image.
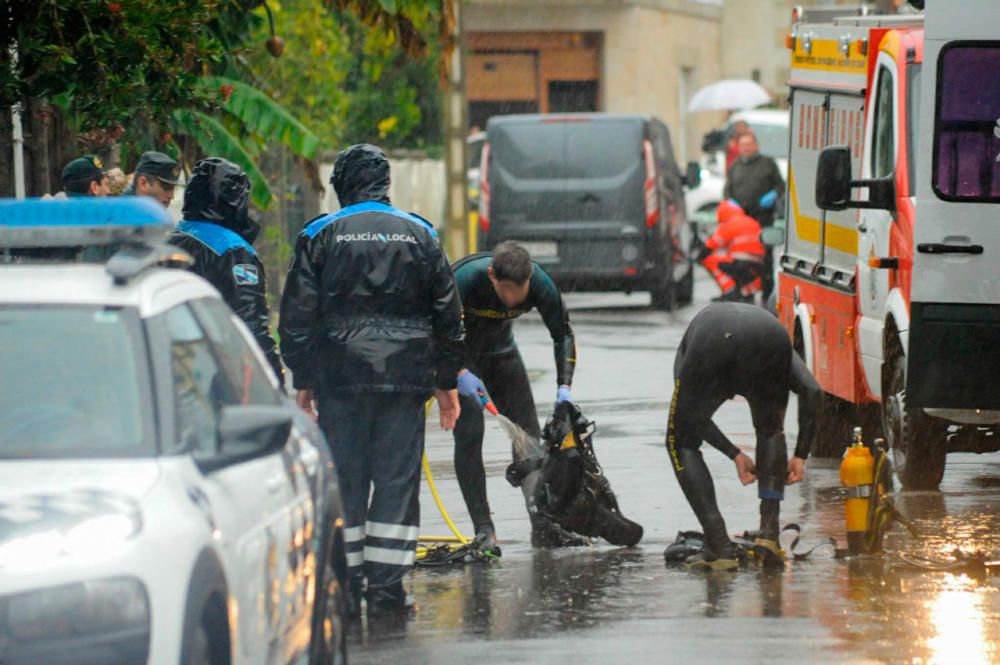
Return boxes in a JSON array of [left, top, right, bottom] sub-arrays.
[[366, 582, 414, 619]]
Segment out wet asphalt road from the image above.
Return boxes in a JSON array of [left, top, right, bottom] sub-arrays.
[[350, 276, 1000, 665]]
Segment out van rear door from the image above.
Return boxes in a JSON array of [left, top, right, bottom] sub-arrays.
[[487, 117, 646, 281], [908, 0, 1000, 409]]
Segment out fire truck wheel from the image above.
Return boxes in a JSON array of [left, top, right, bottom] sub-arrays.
[[883, 354, 948, 490]]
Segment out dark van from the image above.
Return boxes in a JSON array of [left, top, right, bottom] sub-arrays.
[[477, 114, 701, 308]]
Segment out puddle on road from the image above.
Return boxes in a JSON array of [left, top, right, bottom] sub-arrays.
[[356, 467, 1000, 665]]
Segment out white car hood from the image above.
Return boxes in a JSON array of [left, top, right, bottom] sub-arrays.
[[0, 459, 160, 503], [0, 460, 159, 546]]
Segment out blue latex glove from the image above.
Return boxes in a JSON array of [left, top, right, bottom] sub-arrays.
[[759, 189, 778, 210], [556, 385, 573, 405], [457, 370, 489, 410]]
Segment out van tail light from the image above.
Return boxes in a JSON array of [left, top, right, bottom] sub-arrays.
[[643, 140, 659, 229], [478, 142, 491, 233]]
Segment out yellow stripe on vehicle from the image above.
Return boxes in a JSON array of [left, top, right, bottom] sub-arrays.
[[788, 167, 859, 256]]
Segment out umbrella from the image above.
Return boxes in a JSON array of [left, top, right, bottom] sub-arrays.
[[687, 79, 771, 112]]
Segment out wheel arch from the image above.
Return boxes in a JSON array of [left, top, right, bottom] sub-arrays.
[[180, 547, 232, 665], [793, 303, 815, 374]]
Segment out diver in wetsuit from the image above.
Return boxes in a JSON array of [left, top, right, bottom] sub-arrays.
[[667, 302, 819, 570], [452, 241, 584, 552]]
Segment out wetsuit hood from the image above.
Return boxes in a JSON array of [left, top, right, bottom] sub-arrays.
[[182, 157, 258, 244], [332, 144, 391, 208]]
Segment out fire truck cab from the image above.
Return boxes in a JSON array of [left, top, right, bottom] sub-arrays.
[[778, 1, 1000, 489]]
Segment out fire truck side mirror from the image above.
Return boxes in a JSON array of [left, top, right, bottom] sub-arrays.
[[816, 146, 852, 211], [817, 145, 897, 213]]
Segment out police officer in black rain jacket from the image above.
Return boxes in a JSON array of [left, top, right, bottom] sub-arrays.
[[279, 144, 464, 618], [169, 158, 284, 386]]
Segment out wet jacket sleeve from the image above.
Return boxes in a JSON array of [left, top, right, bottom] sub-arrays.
[[534, 270, 577, 386], [790, 353, 821, 459], [428, 243, 464, 390], [278, 234, 322, 391], [217, 247, 285, 388]]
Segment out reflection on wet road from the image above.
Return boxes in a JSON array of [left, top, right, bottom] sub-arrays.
[[352, 284, 1000, 664]]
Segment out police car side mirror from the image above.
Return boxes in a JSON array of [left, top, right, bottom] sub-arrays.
[[817, 146, 896, 213], [216, 405, 292, 459], [816, 146, 852, 210], [683, 161, 702, 189]]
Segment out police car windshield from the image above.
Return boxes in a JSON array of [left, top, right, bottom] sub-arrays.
[[0, 306, 150, 458]]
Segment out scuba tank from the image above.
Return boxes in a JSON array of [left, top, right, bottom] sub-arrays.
[[840, 427, 874, 555], [840, 427, 907, 555]]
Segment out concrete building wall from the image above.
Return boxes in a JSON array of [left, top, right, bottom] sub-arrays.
[[464, 1, 725, 162]]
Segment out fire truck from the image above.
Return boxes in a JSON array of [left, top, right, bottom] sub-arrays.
[[777, 0, 1000, 489]]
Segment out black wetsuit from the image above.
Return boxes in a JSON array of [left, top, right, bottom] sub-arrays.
[[451, 254, 576, 536], [667, 303, 818, 556]]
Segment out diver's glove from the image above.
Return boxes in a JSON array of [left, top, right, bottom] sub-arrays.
[[457, 370, 489, 410]]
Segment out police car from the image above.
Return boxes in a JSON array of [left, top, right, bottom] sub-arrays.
[[0, 198, 347, 665]]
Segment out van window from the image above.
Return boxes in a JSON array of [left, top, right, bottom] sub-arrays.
[[871, 66, 896, 179], [932, 42, 1000, 202], [907, 63, 922, 194], [491, 121, 643, 179]]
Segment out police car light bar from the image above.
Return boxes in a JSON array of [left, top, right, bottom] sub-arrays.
[[0, 197, 173, 248]]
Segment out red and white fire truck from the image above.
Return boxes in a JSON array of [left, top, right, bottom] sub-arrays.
[[777, 1, 1000, 488]]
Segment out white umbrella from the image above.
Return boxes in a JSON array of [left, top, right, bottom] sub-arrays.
[[687, 79, 771, 112]]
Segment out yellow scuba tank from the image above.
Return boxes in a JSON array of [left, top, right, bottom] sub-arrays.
[[840, 427, 874, 555]]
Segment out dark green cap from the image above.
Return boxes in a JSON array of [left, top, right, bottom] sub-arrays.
[[61, 155, 105, 193], [134, 151, 182, 186]]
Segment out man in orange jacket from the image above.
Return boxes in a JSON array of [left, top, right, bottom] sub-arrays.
[[698, 199, 766, 302]]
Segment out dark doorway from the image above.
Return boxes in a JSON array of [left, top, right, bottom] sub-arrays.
[[548, 81, 599, 113], [469, 101, 539, 131]]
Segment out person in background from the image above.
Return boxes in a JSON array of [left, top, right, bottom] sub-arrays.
[[123, 151, 181, 208], [723, 131, 785, 297], [169, 157, 284, 385], [61, 156, 110, 197], [725, 120, 751, 174], [697, 199, 766, 302]]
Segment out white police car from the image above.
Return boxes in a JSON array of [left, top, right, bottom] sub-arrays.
[[0, 198, 347, 665]]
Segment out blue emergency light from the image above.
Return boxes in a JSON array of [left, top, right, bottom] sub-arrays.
[[0, 197, 173, 248]]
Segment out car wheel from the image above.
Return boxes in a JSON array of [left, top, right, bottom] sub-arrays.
[[883, 353, 948, 490]]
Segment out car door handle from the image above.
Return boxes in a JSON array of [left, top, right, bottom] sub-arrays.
[[857, 222, 868, 233], [267, 477, 285, 495], [578, 193, 600, 204], [917, 243, 984, 255]]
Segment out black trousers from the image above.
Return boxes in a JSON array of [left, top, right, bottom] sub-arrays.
[[453, 348, 542, 533], [318, 392, 425, 596], [666, 304, 791, 551]]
